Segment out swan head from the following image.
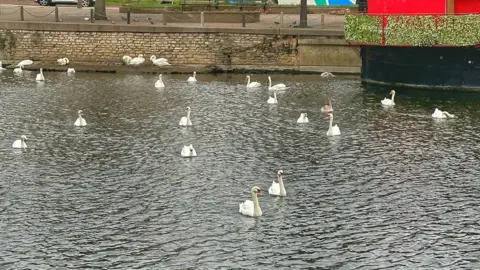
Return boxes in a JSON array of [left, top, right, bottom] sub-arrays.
[[325, 113, 333, 119], [138, 54, 144, 58], [277, 170, 284, 176], [158, 74, 163, 79], [21, 135, 27, 141], [78, 110, 83, 115], [251, 186, 262, 196], [390, 90, 396, 95], [186, 106, 191, 111], [193, 71, 197, 75], [189, 144, 194, 151], [150, 55, 156, 60]]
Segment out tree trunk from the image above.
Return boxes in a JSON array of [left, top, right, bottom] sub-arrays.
[[299, 0, 307, 28], [94, 0, 108, 20]]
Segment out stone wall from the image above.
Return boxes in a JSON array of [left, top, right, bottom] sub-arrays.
[[0, 22, 360, 73]]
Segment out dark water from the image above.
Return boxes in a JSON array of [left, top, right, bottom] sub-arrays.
[[1, 69, 480, 269]]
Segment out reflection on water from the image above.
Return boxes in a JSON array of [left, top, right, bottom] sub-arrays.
[[1, 70, 480, 269]]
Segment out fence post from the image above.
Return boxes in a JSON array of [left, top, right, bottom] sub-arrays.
[[55, 6, 59, 22], [162, 12, 167, 25], [20, 6, 24, 21], [90, 9, 94, 23], [320, 14, 324, 26], [280, 11, 283, 28], [242, 12, 245, 27], [127, 10, 131, 24], [200, 11, 204, 27]]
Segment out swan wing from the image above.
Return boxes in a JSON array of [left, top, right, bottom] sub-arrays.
[[12, 140, 22, 148], [268, 181, 280, 195], [181, 146, 189, 157], [179, 117, 187, 126], [74, 117, 83, 126], [187, 119, 192, 126], [332, 125, 341, 135], [239, 200, 254, 217], [155, 81, 164, 88], [187, 77, 196, 82]]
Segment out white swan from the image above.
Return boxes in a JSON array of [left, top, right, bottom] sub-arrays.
[[432, 108, 455, 119], [267, 91, 278, 104], [321, 99, 333, 113], [12, 135, 28, 149], [268, 76, 287, 90], [36, 68, 45, 81], [179, 106, 193, 126], [16, 59, 33, 67], [381, 90, 396, 106], [0, 61, 6, 70], [239, 186, 263, 217], [74, 110, 87, 127], [128, 54, 145, 66], [326, 113, 341, 136], [187, 71, 197, 82], [57, 58, 69, 66], [150, 55, 171, 66], [246, 75, 261, 88], [122, 55, 132, 65], [297, 113, 309, 123], [269, 170, 286, 196], [13, 66, 23, 74], [67, 68, 75, 74], [181, 144, 197, 157], [320, 72, 335, 77], [155, 74, 165, 88]]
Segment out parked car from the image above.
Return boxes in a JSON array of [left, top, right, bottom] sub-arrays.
[[35, 0, 95, 7]]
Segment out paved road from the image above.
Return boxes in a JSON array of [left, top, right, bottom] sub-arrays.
[[0, 3, 345, 30]]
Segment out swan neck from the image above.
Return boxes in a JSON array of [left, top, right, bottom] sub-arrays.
[[247, 76, 250, 85], [278, 175, 286, 196], [187, 110, 190, 120], [391, 92, 395, 102], [329, 116, 333, 129], [268, 77, 272, 88], [252, 193, 260, 216], [274, 91, 277, 101], [329, 100, 332, 109]]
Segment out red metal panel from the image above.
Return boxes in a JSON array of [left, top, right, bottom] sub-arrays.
[[368, 0, 446, 15], [455, 0, 480, 14]]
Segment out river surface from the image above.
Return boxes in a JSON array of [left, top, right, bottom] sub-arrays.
[[0, 70, 480, 269]]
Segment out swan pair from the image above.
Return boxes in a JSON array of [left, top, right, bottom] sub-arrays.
[[381, 90, 396, 106], [57, 58, 69, 66], [181, 144, 197, 157], [123, 54, 145, 66], [155, 74, 165, 88], [187, 71, 197, 82], [432, 108, 455, 119], [74, 110, 87, 127], [150, 55, 171, 66], [36, 68, 45, 81], [239, 170, 286, 217], [12, 135, 28, 149]]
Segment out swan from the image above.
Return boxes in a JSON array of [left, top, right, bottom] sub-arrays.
[[67, 68, 75, 74], [267, 91, 278, 104], [181, 144, 197, 157], [268, 76, 287, 90], [122, 55, 132, 65], [15, 59, 33, 67], [150, 55, 171, 66], [321, 99, 333, 113], [326, 113, 341, 136], [179, 106, 193, 126], [155, 74, 165, 88], [297, 113, 309, 123], [187, 71, 197, 82], [13, 66, 22, 74], [128, 54, 145, 66], [381, 90, 396, 106], [320, 71, 335, 77], [74, 110, 87, 127], [269, 170, 286, 196], [239, 186, 263, 217], [57, 58, 69, 65], [0, 61, 6, 70], [36, 68, 45, 81], [431, 108, 455, 119], [12, 135, 28, 149], [246, 75, 261, 88]]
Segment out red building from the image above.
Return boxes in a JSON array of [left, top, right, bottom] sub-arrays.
[[347, 0, 480, 90]]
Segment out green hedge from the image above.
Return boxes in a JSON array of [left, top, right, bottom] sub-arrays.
[[345, 14, 480, 46]]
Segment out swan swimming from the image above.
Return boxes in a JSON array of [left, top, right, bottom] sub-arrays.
[[128, 54, 145, 66], [67, 68, 75, 74], [326, 113, 341, 136], [155, 74, 165, 88], [321, 99, 333, 113], [0, 61, 6, 70], [431, 108, 455, 119], [36, 68, 45, 81], [320, 72, 335, 77], [179, 106, 193, 126], [246, 75, 261, 88], [187, 71, 197, 82], [150, 55, 171, 66], [239, 186, 263, 217], [269, 170, 286, 196], [74, 110, 87, 127], [12, 135, 28, 149], [13, 66, 23, 74], [181, 144, 197, 157], [57, 58, 69, 66], [267, 91, 278, 104], [15, 59, 33, 67], [268, 76, 287, 90], [381, 90, 396, 106], [297, 113, 309, 123]]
